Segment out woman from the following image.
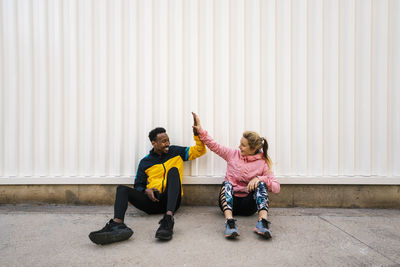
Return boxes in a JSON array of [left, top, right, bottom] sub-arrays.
[[192, 112, 280, 239]]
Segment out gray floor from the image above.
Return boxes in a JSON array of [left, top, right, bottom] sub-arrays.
[[1, 205, 399, 267]]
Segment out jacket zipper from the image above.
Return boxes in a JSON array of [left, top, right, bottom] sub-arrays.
[[162, 163, 166, 192]]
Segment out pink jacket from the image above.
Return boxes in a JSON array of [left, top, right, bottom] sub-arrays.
[[198, 128, 280, 197]]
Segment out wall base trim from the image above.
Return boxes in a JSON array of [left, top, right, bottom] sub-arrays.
[[1, 184, 400, 208], [0, 176, 400, 185]]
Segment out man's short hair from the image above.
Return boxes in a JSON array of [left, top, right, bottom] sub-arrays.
[[149, 127, 166, 142]]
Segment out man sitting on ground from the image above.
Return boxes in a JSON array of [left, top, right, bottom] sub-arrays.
[[89, 123, 206, 244]]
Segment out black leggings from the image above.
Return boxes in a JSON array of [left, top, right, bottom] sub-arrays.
[[218, 181, 269, 216], [114, 167, 181, 221], [218, 192, 258, 216]]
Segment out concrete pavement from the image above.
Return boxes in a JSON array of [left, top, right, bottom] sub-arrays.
[[1, 205, 400, 266]]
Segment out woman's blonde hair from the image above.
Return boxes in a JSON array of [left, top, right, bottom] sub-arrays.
[[242, 131, 272, 171]]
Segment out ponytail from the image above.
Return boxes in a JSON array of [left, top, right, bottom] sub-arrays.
[[262, 137, 272, 172]]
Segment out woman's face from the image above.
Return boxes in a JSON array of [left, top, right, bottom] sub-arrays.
[[239, 137, 257, 156]]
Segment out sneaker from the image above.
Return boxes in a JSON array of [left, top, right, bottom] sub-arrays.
[[89, 219, 133, 245], [225, 218, 239, 239], [254, 218, 272, 239], [155, 214, 174, 240]]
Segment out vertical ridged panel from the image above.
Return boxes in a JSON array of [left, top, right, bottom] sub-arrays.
[[307, 0, 323, 176], [390, 0, 400, 177], [291, 0, 307, 176], [121, 0, 138, 176], [371, 0, 388, 176], [213, 0, 229, 176], [136, 0, 153, 159], [0, 0, 4, 177], [355, 0, 372, 176], [77, 0, 93, 176], [17, 0, 33, 176], [182, 0, 198, 175], [0, 0, 399, 181], [48, 0, 63, 176], [32, 0, 48, 177], [339, 0, 356, 176], [107, 0, 122, 176], [229, 0, 245, 152], [63, 0, 78, 176], [276, 0, 291, 175], [323, 0, 339, 176], [197, 0, 214, 175], [2, 1, 18, 177]]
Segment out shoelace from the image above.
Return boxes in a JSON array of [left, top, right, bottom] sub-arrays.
[[102, 219, 123, 231], [261, 219, 270, 229], [227, 219, 236, 229], [159, 216, 173, 229], [101, 220, 113, 231]]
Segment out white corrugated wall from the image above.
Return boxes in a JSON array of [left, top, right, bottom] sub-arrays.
[[0, 0, 399, 184]]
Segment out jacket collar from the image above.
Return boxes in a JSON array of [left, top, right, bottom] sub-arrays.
[[242, 152, 264, 162], [149, 148, 165, 158]]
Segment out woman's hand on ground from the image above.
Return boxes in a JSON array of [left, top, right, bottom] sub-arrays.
[[247, 177, 260, 192], [145, 188, 160, 202]]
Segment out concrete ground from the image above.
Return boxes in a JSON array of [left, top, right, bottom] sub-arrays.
[[0, 205, 399, 267]]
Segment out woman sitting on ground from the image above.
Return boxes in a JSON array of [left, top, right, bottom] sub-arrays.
[[192, 112, 280, 239]]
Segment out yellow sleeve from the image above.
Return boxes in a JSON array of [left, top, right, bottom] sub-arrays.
[[187, 135, 207, 160]]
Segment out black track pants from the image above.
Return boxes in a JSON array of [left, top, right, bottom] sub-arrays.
[[114, 167, 181, 220]]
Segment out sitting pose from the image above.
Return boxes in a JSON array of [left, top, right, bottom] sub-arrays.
[[89, 123, 206, 244], [192, 112, 280, 239]]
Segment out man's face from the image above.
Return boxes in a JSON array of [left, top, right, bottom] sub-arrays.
[[152, 133, 170, 155]]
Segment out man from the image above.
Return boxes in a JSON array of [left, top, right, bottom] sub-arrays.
[[89, 119, 206, 244]]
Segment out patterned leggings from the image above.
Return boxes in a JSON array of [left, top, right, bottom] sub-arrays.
[[218, 181, 269, 216]]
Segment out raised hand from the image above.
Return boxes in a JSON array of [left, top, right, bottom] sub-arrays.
[[192, 112, 202, 136]]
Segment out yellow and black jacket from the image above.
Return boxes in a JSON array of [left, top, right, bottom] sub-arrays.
[[134, 135, 206, 195]]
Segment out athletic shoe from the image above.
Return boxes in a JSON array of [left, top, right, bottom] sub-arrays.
[[254, 218, 272, 239], [89, 219, 133, 245], [225, 218, 239, 239], [155, 214, 174, 240]]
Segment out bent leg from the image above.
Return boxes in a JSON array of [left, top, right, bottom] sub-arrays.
[[218, 181, 240, 238], [155, 168, 181, 240], [254, 181, 269, 219], [163, 167, 182, 214], [114, 185, 163, 221], [253, 182, 272, 238], [218, 181, 235, 220]]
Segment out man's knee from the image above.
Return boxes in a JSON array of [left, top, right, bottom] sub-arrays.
[[116, 185, 129, 195], [167, 167, 180, 181]]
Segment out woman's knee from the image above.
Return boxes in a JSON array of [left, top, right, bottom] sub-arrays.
[[222, 181, 233, 187], [257, 181, 267, 190], [255, 182, 269, 212], [222, 181, 234, 194]]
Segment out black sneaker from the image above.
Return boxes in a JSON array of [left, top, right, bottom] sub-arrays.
[[155, 214, 174, 240], [89, 219, 133, 245]]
